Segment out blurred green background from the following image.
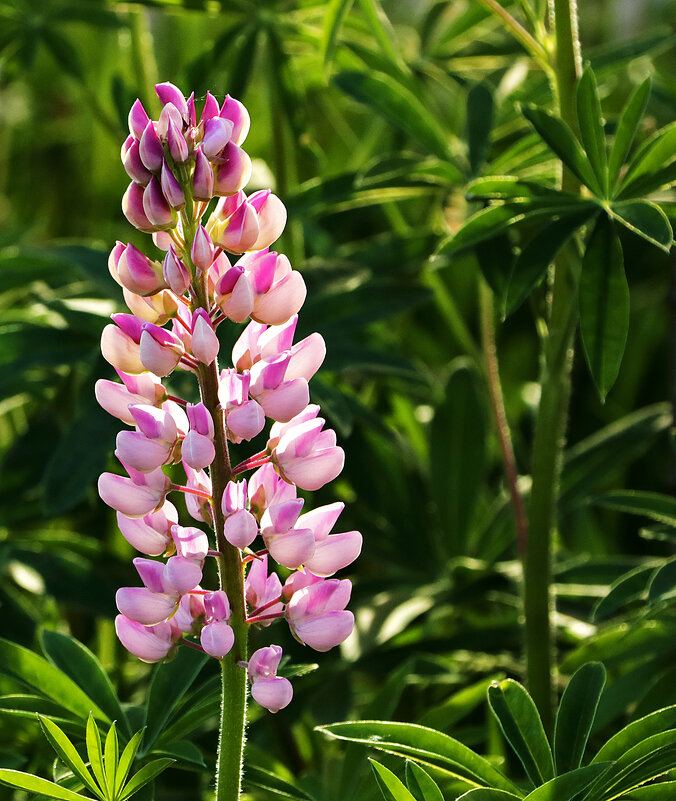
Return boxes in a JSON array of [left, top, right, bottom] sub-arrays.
[[1, 0, 676, 798]]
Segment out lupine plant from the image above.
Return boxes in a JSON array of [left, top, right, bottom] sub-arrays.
[[11, 83, 360, 800]]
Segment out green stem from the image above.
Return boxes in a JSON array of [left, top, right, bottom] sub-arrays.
[[477, 0, 552, 73], [523, 0, 581, 733], [181, 208, 248, 801]]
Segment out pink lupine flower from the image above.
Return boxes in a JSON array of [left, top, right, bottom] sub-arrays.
[[269, 409, 345, 491], [286, 579, 354, 651], [202, 117, 234, 159], [260, 499, 315, 568], [95, 371, 165, 426], [218, 369, 265, 443], [282, 569, 323, 601], [166, 118, 190, 164], [200, 590, 235, 658], [122, 136, 152, 185], [247, 463, 297, 517], [183, 402, 216, 469], [128, 99, 150, 139], [143, 176, 176, 228], [139, 121, 164, 173], [298, 503, 362, 577], [123, 287, 178, 325], [248, 645, 292, 713], [160, 161, 186, 209], [247, 191, 287, 253], [200, 91, 220, 124], [210, 194, 259, 253], [214, 263, 254, 323], [248, 353, 310, 423], [193, 147, 215, 201], [245, 555, 283, 623], [213, 143, 252, 197], [98, 467, 169, 518], [190, 309, 219, 365], [191, 225, 215, 272], [115, 429, 173, 472], [100, 323, 145, 375], [115, 616, 174, 663], [183, 461, 213, 523], [140, 323, 185, 376], [222, 480, 258, 549], [171, 524, 209, 561], [156, 82, 189, 123], [117, 500, 178, 556]]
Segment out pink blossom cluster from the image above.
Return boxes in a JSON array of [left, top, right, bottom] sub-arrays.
[[96, 83, 361, 714]]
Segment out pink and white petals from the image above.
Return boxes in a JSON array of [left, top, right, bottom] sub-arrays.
[[248, 645, 292, 713], [98, 471, 169, 517], [201, 621, 235, 658], [115, 616, 174, 663], [286, 580, 354, 652]]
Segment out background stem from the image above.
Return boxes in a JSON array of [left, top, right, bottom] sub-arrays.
[[523, 0, 582, 733]]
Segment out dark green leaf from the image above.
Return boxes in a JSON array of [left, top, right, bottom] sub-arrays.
[[141, 648, 208, 753], [0, 769, 91, 800], [357, 0, 402, 68], [405, 761, 444, 801], [608, 79, 651, 189], [487, 680, 554, 787], [466, 177, 561, 201], [648, 560, 676, 604], [115, 731, 145, 797], [371, 760, 417, 801], [579, 214, 628, 399], [576, 68, 608, 194], [86, 714, 107, 794], [317, 721, 522, 794], [523, 764, 611, 800], [0, 638, 105, 721], [621, 781, 676, 799], [554, 663, 606, 773], [118, 759, 174, 801], [38, 716, 102, 799], [245, 764, 317, 800], [592, 705, 676, 764], [40, 631, 127, 734], [322, 0, 356, 70], [104, 723, 119, 796], [619, 122, 676, 198], [522, 105, 603, 194], [458, 791, 521, 801], [505, 208, 597, 314], [592, 564, 655, 621], [467, 84, 494, 175], [334, 71, 451, 160], [609, 200, 673, 251], [593, 491, 676, 527]]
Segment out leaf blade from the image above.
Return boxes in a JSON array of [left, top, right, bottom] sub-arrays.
[[553, 663, 606, 773]]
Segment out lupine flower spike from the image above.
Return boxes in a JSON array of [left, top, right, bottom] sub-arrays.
[[97, 83, 362, 748]]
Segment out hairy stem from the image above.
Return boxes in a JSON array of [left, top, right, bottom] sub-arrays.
[[183, 212, 248, 801], [524, 0, 582, 733]]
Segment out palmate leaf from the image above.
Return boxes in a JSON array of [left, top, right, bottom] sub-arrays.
[[576, 67, 608, 195], [487, 680, 554, 788], [579, 214, 628, 400], [38, 716, 102, 799], [0, 769, 90, 801], [317, 721, 523, 795], [554, 663, 606, 773]]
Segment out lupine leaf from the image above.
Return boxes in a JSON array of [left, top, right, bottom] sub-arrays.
[[37, 716, 103, 799], [114, 730, 145, 796], [593, 490, 676, 527], [457, 791, 521, 801], [357, 0, 402, 68], [405, 761, 444, 801], [334, 71, 451, 160], [86, 714, 107, 795], [317, 721, 522, 795], [522, 105, 603, 194], [523, 764, 611, 800], [40, 631, 128, 734], [576, 68, 608, 194], [648, 560, 676, 604], [579, 214, 628, 399], [466, 176, 562, 201], [554, 663, 606, 773], [104, 722, 118, 797], [0, 638, 106, 721], [618, 122, 676, 197], [467, 83, 494, 175], [487, 680, 554, 787], [609, 200, 673, 251], [141, 648, 208, 754], [505, 207, 597, 314], [0, 769, 91, 801], [608, 78, 651, 190], [593, 705, 676, 764], [245, 764, 317, 800], [591, 564, 655, 621], [621, 782, 676, 799], [117, 759, 175, 801], [371, 760, 418, 801]]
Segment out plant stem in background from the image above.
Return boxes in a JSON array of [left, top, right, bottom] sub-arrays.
[[523, 0, 582, 733], [479, 280, 528, 560]]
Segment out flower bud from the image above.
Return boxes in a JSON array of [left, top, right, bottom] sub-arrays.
[[108, 241, 125, 286], [200, 91, 220, 123], [139, 324, 184, 376], [122, 182, 155, 233], [202, 117, 234, 159], [212, 200, 259, 254], [171, 524, 209, 560], [191, 310, 219, 365], [200, 621, 234, 658], [215, 266, 254, 323], [122, 136, 153, 185], [251, 676, 293, 713], [248, 190, 287, 250], [143, 177, 176, 228], [205, 590, 231, 621], [191, 225, 215, 272], [115, 616, 173, 663], [117, 501, 178, 555], [193, 147, 215, 201], [224, 509, 258, 549], [163, 249, 191, 295], [139, 121, 164, 172], [213, 143, 252, 196], [161, 162, 186, 210], [117, 243, 167, 296], [116, 586, 177, 625], [220, 94, 250, 145], [167, 117, 189, 163], [123, 287, 178, 325], [164, 556, 202, 596], [128, 99, 150, 139], [101, 324, 145, 374], [156, 82, 189, 124], [98, 472, 169, 517]]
